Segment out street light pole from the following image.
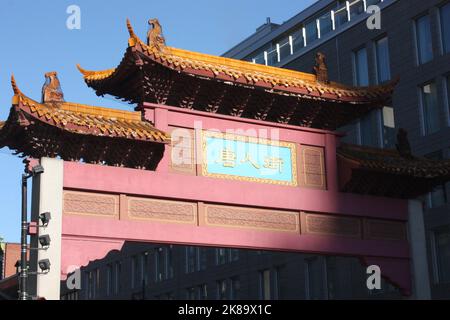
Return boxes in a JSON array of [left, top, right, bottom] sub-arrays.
[[19, 173, 28, 300]]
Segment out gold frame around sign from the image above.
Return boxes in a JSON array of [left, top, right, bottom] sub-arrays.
[[201, 131, 298, 187]]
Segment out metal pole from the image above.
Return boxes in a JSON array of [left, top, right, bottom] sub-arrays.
[[19, 174, 28, 300]]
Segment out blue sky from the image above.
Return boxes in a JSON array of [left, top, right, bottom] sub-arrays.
[[0, 0, 316, 242]]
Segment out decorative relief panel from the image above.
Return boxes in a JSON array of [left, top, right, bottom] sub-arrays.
[[127, 197, 197, 225], [364, 219, 407, 241], [204, 204, 299, 233], [304, 213, 361, 238], [63, 191, 119, 218], [299, 145, 326, 190], [169, 126, 196, 175]]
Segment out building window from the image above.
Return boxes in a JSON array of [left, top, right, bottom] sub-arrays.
[[131, 255, 138, 289], [278, 36, 291, 61], [141, 252, 148, 285], [155, 246, 174, 282], [305, 258, 326, 300], [200, 284, 208, 300], [420, 82, 440, 135], [186, 287, 197, 300], [216, 248, 227, 265], [434, 228, 450, 284], [106, 264, 113, 296], [292, 28, 305, 53], [229, 249, 239, 262], [217, 279, 228, 300], [353, 47, 369, 86], [360, 110, 381, 147], [260, 269, 271, 300], [382, 106, 396, 148], [186, 246, 196, 273], [318, 11, 333, 38], [441, 3, 450, 54], [334, 1, 349, 28], [230, 277, 241, 300], [114, 262, 121, 295], [305, 20, 319, 45], [425, 151, 448, 208], [349, 0, 365, 19], [375, 36, 391, 84], [415, 15, 433, 64]]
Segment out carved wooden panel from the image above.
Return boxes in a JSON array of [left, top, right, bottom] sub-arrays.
[[303, 213, 361, 238], [299, 145, 326, 190], [127, 197, 197, 225], [169, 126, 196, 175], [364, 219, 407, 241], [63, 191, 119, 218], [204, 204, 299, 233]]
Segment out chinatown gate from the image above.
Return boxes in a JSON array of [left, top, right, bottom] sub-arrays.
[[1, 19, 450, 300]]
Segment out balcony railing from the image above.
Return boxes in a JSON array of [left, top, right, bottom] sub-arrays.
[[250, 0, 385, 66]]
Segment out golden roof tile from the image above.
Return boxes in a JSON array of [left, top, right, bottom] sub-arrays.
[[77, 19, 397, 101], [8, 76, 170, 144]]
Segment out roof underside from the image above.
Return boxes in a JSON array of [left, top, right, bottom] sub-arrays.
[[77, 20, 397, 131]]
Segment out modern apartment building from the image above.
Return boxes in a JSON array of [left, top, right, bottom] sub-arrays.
[[61, 242, 401, 300], [223, 0, 450, 299]]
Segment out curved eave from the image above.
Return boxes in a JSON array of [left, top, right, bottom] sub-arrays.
[[77, 19, 397, 105], [337, 144, 450, 198], [9, 92, 170, 144]]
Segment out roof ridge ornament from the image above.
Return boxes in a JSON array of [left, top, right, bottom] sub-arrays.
[[41, 71, 65, 104], [147, 18, 166, 52], [314, 52, 329, 84], [11, 75, 21, 95]]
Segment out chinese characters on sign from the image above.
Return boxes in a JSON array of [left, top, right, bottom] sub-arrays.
[[202, 132, 297, 186]]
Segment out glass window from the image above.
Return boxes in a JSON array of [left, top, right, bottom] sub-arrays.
[[360, 110, 381, 147], [349, 0, 365, 19], [260, 269, 271, 300], [382, 106, 396, 148], [278, 36, 291, 61], [354, 47, 369, 86], [230, 277, 241, 299], [199, 284, 208, 300], [425, 151, 447, 208], [141, 253, 148, 284], [267, 48, 278, 66], [318, 12, 333, 37], [334, 2, 349, 28], [375, 37, 391, 83], [106, 264, 113, 296], [216, 248, 227, 265], [155, 247, 166, 282], [252, 51, 266, 65], [305, 258, 326, 300], [305, 20, 318, 45], [441, 3, 450, 53], [114, 262, 121, 294], [366, 0, 382, 6], [186, 246, 196, 273], [415, 15, 433, 64], [217, 279, 228, 300], [131, 255, 138, 289], [421, 82, 440, 135], [435, 229, 450, 283], [292, 28, 305, 52], [229, 249, 239, 262], [447, 76, 450, 121], [186, 287, 197, 300]]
